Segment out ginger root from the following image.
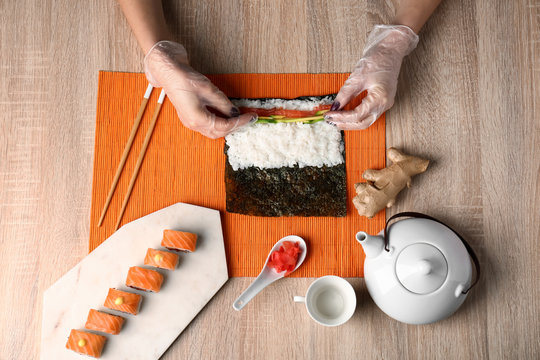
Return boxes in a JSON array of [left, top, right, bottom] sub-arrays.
[[353, 148, 429, 218]]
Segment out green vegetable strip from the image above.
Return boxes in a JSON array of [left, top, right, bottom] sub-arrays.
[[255, 110, 329, 124]]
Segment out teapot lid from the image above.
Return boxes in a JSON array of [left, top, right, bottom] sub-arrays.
[[395, 243, 448, 294]]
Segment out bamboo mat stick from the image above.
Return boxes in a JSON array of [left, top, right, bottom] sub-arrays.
[[97, 83, 154, 227], [114, 89, 166, 230]]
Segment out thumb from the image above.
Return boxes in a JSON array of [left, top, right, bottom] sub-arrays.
[[332, 75, 365, 111], [197, 79, 241, 118], [325, 92, 376, 124], [205, 112, 257, 139], [332, 60, 369, 110]]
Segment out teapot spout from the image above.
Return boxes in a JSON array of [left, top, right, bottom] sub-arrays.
[[356, 231, 385, 258]]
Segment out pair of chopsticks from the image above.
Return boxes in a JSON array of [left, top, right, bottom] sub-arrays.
[[97, 84, 166, 230]]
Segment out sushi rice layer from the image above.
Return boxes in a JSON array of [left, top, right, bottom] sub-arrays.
[[231, 96, 334, 111], [225, 122, 344, 171]]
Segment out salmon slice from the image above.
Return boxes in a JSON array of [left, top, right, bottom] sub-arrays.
[[65, 329, 106, 358], [144, 248, 179, 270], [239, 105, 331, 118], [161, 229, 197, 252], [103, 288, 142, 315], [125, 266, 164, 293], [85, 309, 124, 335]]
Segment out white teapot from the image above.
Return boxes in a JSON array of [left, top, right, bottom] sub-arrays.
[[356, 212, 480, 325]]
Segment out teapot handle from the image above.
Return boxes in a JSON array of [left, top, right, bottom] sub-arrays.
[[384, 212, 480, 294]]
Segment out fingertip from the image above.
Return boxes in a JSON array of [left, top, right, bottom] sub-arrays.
[[324, 108, 377, 130], [333, 93, 348, 111], [324, 113, 333, 124], [324, 111, 345, 123], [324, 111, 335, 120], [209, 112, 256, 139], [230, 106, 240, 118], [330, 101, 341, 111], [249, 114, 259, 124], [325, 119, 339, 128], [325, 109, 368, 126], [334, 83, 362, 111], [236, 112, 257, 127], [335, 114, 378, 130], [202, 86, 237, 117]]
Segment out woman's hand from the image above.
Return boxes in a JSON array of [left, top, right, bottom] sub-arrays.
[[324, 25, 419, 130], [144, 41, 256, 139]]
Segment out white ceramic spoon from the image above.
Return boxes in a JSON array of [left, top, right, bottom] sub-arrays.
[[232, 235, 307, 311]]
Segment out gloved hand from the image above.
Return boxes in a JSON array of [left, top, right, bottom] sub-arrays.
[[324, 25, 419, 130], [144, 41, 256, 139]]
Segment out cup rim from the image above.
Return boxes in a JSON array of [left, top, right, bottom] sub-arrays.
[[304, 276, 356, 327]]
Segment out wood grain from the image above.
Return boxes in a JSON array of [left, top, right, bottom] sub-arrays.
[[0, 0, 538, 359]]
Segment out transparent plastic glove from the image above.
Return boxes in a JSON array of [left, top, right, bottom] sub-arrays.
[[144, 41, 256, 139], [324, 25, 419, 130]]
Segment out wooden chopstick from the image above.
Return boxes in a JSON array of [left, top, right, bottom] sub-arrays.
[[97, 83, 154, 227], [114, 89, 166, 230]]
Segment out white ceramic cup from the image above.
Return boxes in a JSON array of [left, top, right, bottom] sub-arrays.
[[294, 276, 356, 326]]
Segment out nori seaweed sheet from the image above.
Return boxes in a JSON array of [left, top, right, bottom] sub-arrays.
[[224, 134, 347, 217]]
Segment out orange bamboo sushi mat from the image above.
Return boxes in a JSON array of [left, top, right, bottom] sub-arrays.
[[89, 71, 386, 277]]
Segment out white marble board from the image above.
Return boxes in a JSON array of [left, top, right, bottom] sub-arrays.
[[41, 203, 228, 360]]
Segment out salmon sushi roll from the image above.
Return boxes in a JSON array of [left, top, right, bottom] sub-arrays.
[[162, 229, 197, 252], [85, 309, 124, 335], [144, 248, 179, 270], [65, 329, 106, 358], [104, 288, 142, 315], [126, 266, 164, 293]]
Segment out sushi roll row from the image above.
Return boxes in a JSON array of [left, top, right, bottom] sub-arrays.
[[66, 230, 197, 358]]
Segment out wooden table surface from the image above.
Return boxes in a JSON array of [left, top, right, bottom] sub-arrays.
[[1, 0, 539, 359]]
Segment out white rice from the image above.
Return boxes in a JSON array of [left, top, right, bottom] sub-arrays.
[[225, 122, 344, 171], [231, 96, 334, 111]]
